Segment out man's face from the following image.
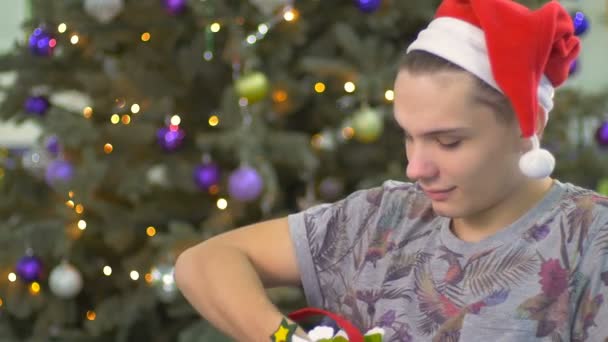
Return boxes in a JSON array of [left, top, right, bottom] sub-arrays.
[[393, 69, 525, 219]]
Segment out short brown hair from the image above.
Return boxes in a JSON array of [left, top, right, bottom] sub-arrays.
[[399, 50, 515, 125]]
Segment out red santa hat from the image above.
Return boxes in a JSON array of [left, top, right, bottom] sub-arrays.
[[406, 0, 580, 178]]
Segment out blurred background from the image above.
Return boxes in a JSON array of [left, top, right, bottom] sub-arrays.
[[0, 0, 606, 341]]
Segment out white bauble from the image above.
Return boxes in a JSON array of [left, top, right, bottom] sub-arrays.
[[49, 263, 83, 299], [84, 0, 125, 24]]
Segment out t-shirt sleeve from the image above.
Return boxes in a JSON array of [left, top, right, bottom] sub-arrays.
[[287, 183, 391, 308], [571, 207, 608, 340]]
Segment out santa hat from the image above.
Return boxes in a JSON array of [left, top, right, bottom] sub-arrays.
[[406, 0, 580, 178]]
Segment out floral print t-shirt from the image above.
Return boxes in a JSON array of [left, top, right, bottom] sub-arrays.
[[288, 180, 608, 341]]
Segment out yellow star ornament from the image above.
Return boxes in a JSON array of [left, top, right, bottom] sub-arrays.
[[270, 318, 297, 342]]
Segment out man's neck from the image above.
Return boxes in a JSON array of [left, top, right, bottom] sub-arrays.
[[451, 178, 555, 243]]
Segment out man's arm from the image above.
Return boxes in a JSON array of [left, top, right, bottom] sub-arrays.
[[174, 217, 307, 342]]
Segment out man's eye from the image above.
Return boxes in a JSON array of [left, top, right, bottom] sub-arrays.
[[437, 139, 461, 149]]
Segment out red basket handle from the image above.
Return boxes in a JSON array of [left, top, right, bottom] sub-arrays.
[[288, 307, 364, 342]]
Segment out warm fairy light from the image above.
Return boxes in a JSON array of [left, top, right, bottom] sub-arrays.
[[83, 106, 93, 118], [217, 198, 228, 210], [170, 115, 181, 126], [66, 200, 75, 208], [385, 90, 395, 101], [8, 273, 16, 282], [208, 115, 219, 127], [130, 104, 140, 114], [77, 219, 87, 230], [272, 90, 288, 103], [145, 272, 153, 283], [0, 297, 3, 306], [203, 51, 213, 61], [344, 82, 356, 93], [314, 82, 326, 93], [258, 24, 269, 34], [121, 114, 131, 125], [342, 126, 355, 140], [70, 35, 79, 44], [110, 114, 120, 124], [58, 23, 67, 33], [146, 226, 156, 237], [283, 8, 299, 21], [86, 310, 96, 320], [75, 204, 84, 214], [103, 266, 112, 276], [238, 98, 248, 107], [68, 191, 75, 198], [30, 282, 41, 295], [311, 133, 323, 149], [130, 271, 140, 280], [141, 32, 151, 42], [209, 184, 219, 195], [104, 143, 113, 154], [210, 22, 221, 32], [246, 35, 257, 45]]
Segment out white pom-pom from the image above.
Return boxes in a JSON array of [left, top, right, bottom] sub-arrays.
[[364, 327, 386, 336], [519, 148, 555, 178], [307, 326, 335, 341]]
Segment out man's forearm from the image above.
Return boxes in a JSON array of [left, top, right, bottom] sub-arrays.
[[175, 244, 301, 341]]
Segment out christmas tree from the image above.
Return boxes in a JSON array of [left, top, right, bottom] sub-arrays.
[[0, 0, 606, 341]]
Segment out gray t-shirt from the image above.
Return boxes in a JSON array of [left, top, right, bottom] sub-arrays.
[[288, 180, 608, 341]]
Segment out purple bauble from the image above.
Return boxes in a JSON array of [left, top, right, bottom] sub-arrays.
[[157, 126, 185, 152], [596, 121, 608, 148], [24, 96, 50, 116], [354, 0, 382, 13], [569, 59, 579, 76], [571, 11, 590, 36], [162, 0, 187, 15], [28, 27, 56, 57], [228, 166, 264, 202], [16, 255, 44, 282], [45, 135, 60, 156], [193, 163, 221, 190], [45, 159, 74, 185]]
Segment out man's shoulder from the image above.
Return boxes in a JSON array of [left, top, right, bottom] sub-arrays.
[[556, 181, 608, 234]]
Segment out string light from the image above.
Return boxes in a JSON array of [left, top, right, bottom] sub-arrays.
[[208, 115, 219, 127], [86, 310, 96, 321], [70, 35, 79, 44], [217, 198, 228, 210], [130, 104, 140, 114], [121, 114, 131, 125], [145, 272, 153, 283], [272, 90, 288, 103], [75, 204, 84, 214], [0, 297, 3, 307], [314, 82, 326, 93], [58, 23, 67, 33], [342, 126, 355, 140], [8, 273, 16, 282], [110, 114, 120, 124], [170, 115, 181, 126], [68, 191, 75, 198], [209, 184, 220, 195], [104, 143, 113, 154], [283, 8, 299, 21], [246, 35, 257, 45], [29, 282, 41, 295], [83, 106, 93, 118], [130, 271, 140, 280], [66, 200, 75, 208], [146, 226, 156, 237], [258, 24, 269, 35], [210, 22, 221, 32], [77, 219, 87, 230], [385, 90, 395, 101], [344, 82, 356, 93], [103, 266, 112, 276], [141, 32, 151, 42]]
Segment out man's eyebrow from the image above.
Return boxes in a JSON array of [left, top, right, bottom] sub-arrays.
[[402, 127, 472, 137]]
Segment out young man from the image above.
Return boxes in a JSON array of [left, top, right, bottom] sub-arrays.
[[175, 0, 608, 340]]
